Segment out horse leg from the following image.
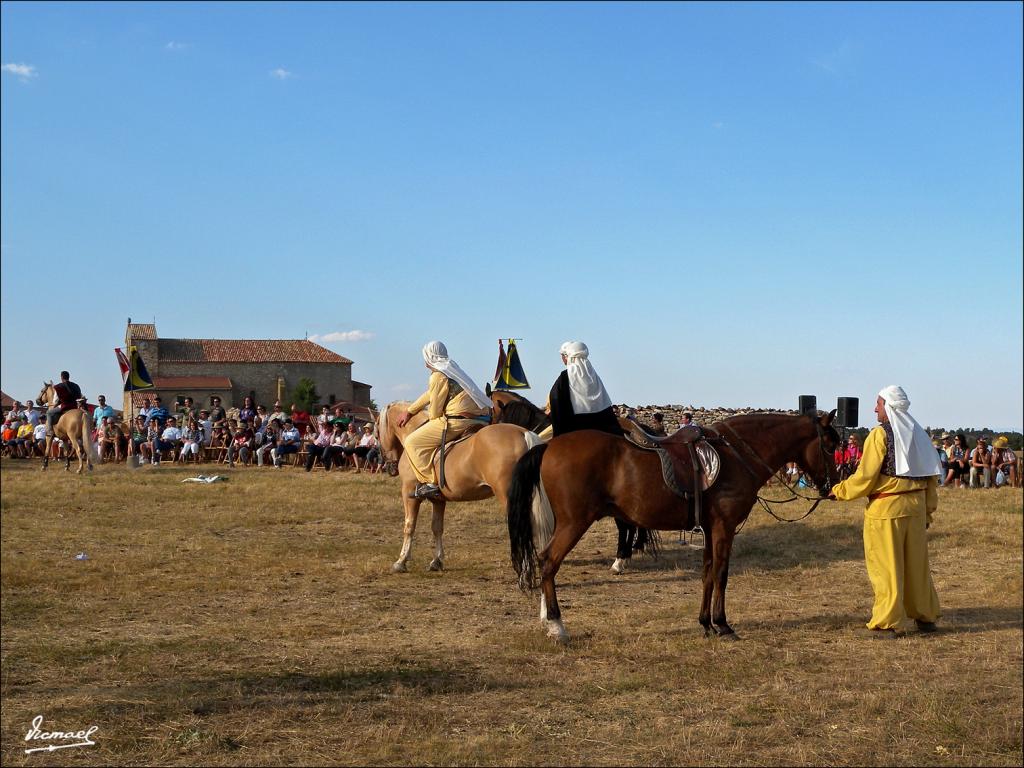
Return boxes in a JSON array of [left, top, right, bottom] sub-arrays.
[[538, 518, 593, 643], [42, 437, 51, 470], [611, 517, 634, 574], [427, 499, 446, 571], [709, 520, 738, 639], [392, 490, 422, 573]]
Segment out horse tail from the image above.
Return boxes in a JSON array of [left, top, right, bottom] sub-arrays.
[[507, 443, 551, 592], [80, 409, 97, 463]]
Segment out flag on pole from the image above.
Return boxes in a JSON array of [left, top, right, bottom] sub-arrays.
[[121, 346, 154, 391], [493, 338, 530, 390], [115, 348, 131, 378]]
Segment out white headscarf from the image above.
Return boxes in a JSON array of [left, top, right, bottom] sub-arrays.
[[422, 341, 491, 410], [562, 341, 613, 415], [879, 385, 941, 477]]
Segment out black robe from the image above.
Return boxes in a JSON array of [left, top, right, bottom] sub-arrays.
[[548, 370, 621, 437]]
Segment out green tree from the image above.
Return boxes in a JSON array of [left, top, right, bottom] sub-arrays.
[[287, 378, 320, 414]]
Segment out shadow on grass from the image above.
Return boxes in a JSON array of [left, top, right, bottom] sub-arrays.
[[92, 661, 522, 722]]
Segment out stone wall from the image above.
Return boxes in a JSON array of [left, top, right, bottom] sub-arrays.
[[615, 403, 799, 432]]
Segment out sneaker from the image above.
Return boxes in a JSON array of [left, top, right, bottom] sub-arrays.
[[409, 482, 441, 499]]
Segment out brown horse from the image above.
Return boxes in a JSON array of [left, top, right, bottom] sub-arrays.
[[488, 388, 552, 434], [36, 383, 96, 473], [377, 401, 544, 573], [507, 411, 840, 642]]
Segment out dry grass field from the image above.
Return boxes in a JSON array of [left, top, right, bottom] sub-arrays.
[[1, 459, 1021, 766]]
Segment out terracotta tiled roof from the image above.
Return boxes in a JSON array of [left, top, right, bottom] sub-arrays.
[[127, 323, 157, 340], [158, 339, 351, 364], [1, 390, 16, 409]]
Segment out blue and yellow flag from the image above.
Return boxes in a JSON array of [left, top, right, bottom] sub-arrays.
[[494, 339, 530, 390], [119, 345, 154, 391]]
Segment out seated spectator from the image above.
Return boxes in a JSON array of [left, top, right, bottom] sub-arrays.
[[30, 422, 47, 458], [227, 422, 254, 467], [935, 434, 950, 484], [154, 416, 183, 464], [350, 423, 379, 472], [271, 419, 301, 467], [331, 405, 352, 428], [145, 396, 170, 429], [97, 416, 123, 463], [944, 433, 969, 488], [969, 437, 993, 488], [15, 419, 34, 458], [305, 420, 335, 472], [992, 436, 1019, 488], [127, 416, 147, 458], [267, 401, 287, 428], [254, 405, 268, 433], [255, 418, 281, 467], [178, 418, 204, 463], [198, 410, 214, 446], [3, 419, 21, 456], [322, 422, 347, 470], [138, 418, 163, 465], [338, 422, 362, 469]]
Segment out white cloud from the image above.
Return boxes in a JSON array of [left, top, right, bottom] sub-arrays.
[[308, 330, 375, 343], [2, 63, 37, 82], [164, 41, 191, 51], [270, 67, 293, 80], [391, 383, 414, 393]]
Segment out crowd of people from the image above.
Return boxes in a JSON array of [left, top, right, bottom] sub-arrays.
[[1, 392, 383, 473]]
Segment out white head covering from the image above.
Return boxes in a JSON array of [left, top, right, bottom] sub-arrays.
[[561, 341, 613, 415], [878, 385, 941, 477], [422, 341, 491, 410]]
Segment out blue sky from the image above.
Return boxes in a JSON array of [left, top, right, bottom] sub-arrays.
[[2, 2, 1021, 430]]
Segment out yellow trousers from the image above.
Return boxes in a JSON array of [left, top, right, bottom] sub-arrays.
[[863, 515, 941, 630], [404, 417, 482, 484]]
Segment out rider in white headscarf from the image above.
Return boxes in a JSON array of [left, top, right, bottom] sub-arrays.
[[877, 385, 942, 477], [397, 341, 492, 498]]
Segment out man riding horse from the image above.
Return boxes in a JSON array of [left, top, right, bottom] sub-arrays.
[[45, 371, 85, 436]]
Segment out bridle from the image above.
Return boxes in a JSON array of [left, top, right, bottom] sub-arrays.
[[719, 419, 838, 523]]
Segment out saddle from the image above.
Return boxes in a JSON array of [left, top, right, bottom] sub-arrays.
[[624, 423, 721, 496], [434, 419, 489, 488]]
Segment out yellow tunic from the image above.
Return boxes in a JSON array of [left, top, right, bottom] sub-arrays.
[[832, 425, 941, 630], [404, 371, 489, 484]]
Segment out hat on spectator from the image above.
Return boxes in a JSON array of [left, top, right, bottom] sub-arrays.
[[940, 432, 951, 439], [994, 436, 1009, 448], [362, 423, 373, 430]]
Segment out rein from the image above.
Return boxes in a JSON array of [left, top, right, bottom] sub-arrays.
[[718, 421, 833, 524]]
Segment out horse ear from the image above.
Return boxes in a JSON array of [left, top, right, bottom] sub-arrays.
[[485, 383, 492, 397], [821, 409, 837, 427]]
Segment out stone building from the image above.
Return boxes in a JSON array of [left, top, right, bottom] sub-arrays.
[[122, 322, 372, 416]]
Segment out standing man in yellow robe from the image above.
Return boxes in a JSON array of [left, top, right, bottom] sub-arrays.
[[830, 385, 943, 637], [396, 341, 492, 499]]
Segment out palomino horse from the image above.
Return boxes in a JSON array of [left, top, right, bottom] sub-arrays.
[[488, 388, 651, 573], [377, 401, 543, 573], [507, 411, 840, 642], [36, 383, 96, 473]]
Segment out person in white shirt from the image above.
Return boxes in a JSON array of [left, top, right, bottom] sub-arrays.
[[271, 419, 301, 468], [22, 400, 41, 427], [152, 417, 183, 464], [32, 422, 48, 457]]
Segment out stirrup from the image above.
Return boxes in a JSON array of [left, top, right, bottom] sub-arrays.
[[682, 526, 705, 550]]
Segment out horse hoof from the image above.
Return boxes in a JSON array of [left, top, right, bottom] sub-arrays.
[[391, 561, 408, 573], [715, 629, 739, 642], [545, 622, 569, 644], [427, 559, 443, 572], [610, 558, 626, 574]]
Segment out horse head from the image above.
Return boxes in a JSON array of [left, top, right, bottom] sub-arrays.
[[799, 409, 841, 497], [38, 382, 54, 408]]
